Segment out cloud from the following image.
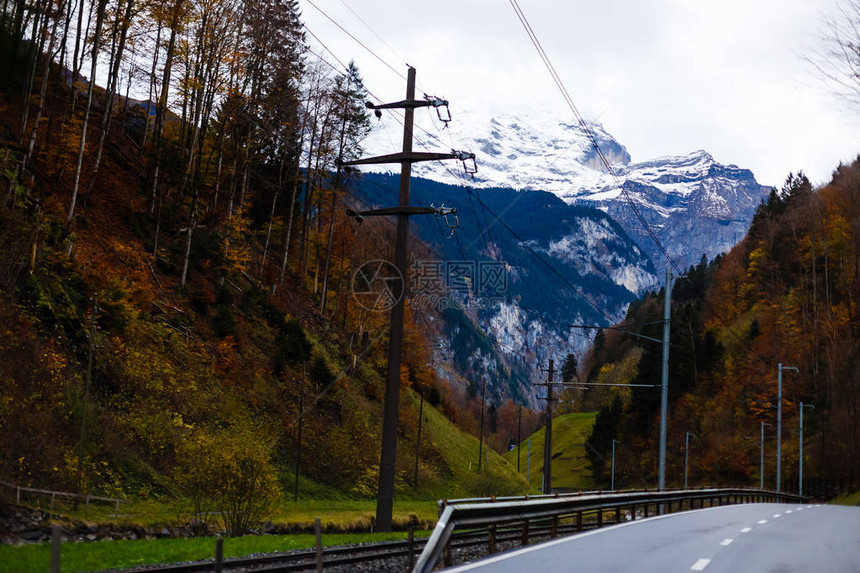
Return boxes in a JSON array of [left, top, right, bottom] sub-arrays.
[[302, 0, 858, 186]]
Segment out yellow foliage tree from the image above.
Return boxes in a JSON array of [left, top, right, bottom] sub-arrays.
[[174, 424, 281, 536]]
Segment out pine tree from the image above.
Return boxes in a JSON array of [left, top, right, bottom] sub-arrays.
[[584, 395, 622, 482]]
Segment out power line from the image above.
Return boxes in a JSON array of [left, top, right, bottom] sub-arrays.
[[337, 0, 409, 68], [508, 0, 683, 277], [303, 0, 408, 82], [302, 24, 350, 75], [299, 6, 621, 340]]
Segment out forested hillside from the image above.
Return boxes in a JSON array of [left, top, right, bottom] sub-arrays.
[[579, 167, 860, 492], [0, 0, 539, 527]]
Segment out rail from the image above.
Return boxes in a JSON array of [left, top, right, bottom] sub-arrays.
[[0, 479, 128, 516], [413, 487, 807, 573]]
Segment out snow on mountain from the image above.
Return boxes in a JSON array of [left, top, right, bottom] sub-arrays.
[[363, 107, 770, 271], [573, 150, 770, 271], [359, 107, 768, 402]]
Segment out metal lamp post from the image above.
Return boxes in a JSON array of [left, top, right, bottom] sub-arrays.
[[760, 421, 765, 490], [776, 363, 798, 493], [799, 402, 814, 496], [611, 439, 619, 491], [684, 432, 695, 489], [658, 269, 672, 492]]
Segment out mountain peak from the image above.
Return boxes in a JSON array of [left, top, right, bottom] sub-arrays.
[[362, 108, 769, 270]]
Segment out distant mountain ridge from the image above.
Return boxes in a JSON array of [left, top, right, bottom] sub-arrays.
[[358, 108, 769, 404], [363, 108, 771, 271], [572, 150, 771, 272]]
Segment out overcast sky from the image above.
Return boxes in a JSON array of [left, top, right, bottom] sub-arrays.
[[300, 0, 859, 187]]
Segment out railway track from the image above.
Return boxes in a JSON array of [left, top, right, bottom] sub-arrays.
[[120, 523, 593, 572]]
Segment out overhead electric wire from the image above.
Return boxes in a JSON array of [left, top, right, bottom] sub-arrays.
[[336, 0, 408, 68], [300, 2, 621, 336], [303, 24, 351, 75], [508, 0, 683, 277], [303, 0, 408, 82]]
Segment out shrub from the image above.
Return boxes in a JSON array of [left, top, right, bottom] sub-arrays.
[[174, 426, 281, 536]]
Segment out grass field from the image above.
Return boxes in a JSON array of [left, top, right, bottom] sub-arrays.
[[0, 528, 430, 573], [0, 391, 533, 572], [831, 490, 860, 506], [505, 412, 597, 491]]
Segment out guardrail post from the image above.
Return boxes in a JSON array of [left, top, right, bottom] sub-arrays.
[[615, 507, 622, 524], [597, 508, 603, 528], [521, 519, 529, 546], [85, 495, 90, 516], [551, 516, 558, 538], [576, 511, 582, 532], [444, 540, 452, 567], [16, 486, 20, 504], [50, 492, 56, 513], [643, 503, 649, 518], [488, 524, 496, 554]]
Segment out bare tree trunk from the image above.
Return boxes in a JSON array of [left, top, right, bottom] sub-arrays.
[[59, 0, 75, 69], [260, 187, 281, 277], [69, 0, 93, 111], [84, 0, 136, 198], [141, 19, 162, 149], [148, 0, 183, 214], [23, 6, 61, 169], [66, 0, 108, 228], [277, 99, 310, 287], [319, 190, 337, 313], [18, 0, 50, 144], [180, 196, 198, 288]]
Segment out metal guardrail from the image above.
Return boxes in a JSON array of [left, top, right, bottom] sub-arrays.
[[439, 491, 604, 507], [413, 488, 807, 573]]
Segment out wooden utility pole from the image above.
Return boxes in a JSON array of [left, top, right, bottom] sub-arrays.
[[658, 268, 672, 492], [413, 389, 424, 488], [478, 378, 486, 473], [517, 405, 522, 472], [535, 359, 556, 494], [339, 67, 473, 532]]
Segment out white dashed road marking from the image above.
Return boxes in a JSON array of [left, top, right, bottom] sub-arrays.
[[773, 514, 782, 518], [691, 558, 712, 571], [758, 519, 768, 524], [740, 527, 752, 533], [720, 538, 733, 546]]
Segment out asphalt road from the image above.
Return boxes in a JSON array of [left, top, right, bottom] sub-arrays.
[[443, 502, 860, 572]]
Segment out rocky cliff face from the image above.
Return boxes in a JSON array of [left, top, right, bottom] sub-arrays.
[[569, 150, 771, 272], [356, 175, 655, 406]]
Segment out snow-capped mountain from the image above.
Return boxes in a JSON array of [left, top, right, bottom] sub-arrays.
[[358, 108, 768, 403], [363, 107, 770, 271], [571, 150, 770, 272]]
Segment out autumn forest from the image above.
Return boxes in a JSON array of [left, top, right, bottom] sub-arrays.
[[1, 0, 860, 537]]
